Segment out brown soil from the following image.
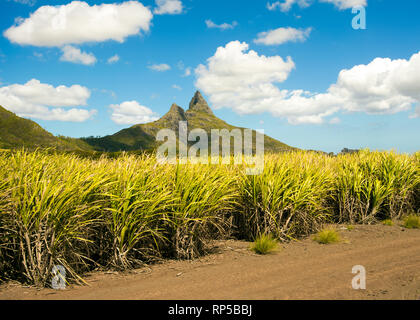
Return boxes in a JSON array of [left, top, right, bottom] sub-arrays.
[[1, 224, 420, 300]]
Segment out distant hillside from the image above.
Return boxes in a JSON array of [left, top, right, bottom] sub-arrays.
[[0, 92, 295, 154], [0, 105, 92, 151], [83, 91, 295, 153]]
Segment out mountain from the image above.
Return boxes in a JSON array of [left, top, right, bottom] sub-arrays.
[[0, 92, 295, 153], [0, 105, 92, 151], [82, 91, 294, 153], [0, 105, 65, 149]]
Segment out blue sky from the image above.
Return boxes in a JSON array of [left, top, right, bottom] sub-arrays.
[[0, 0, 419, 153]]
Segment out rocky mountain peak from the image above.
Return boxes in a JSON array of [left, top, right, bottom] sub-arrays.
[[188, 91, 214, 115], [161, 103, 186, 122]]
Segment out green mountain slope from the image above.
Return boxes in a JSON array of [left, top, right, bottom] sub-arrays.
[[0, 105, 92, 151], [82, 91, 295, 153], [0, 105, 65, 149]]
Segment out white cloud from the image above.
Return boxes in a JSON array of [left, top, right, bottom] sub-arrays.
[[329, 117, 341, 124], [107, 54, 120, 64], [410, 106, 420, 119], [154, 0, 183, 15], [172, 84, 182, 90], [148, 63, 171, 72], [195, 41, 420, 124], [10, 0, 36, 6], [110, 101, 159, 125], [25, 108, 96, 122], [4, 1, 153, 47], [254, 27, 312, 45], [267, 0, 366, 12], [205, 20, 238, 30], [33, 52, 43, 59], [60, 45, 96, 65], [101, 89, 117, 99], [329, 55, 420, 114], [177, 61, 185, 70], [0, 79, 95, 122], [0, 79, 90, 107], [319, 0, 366, 10], [267, 0, 311, 12], [183, 67, 192, 77], [195, 41, 296, 114], [177, 61, 192, 76]]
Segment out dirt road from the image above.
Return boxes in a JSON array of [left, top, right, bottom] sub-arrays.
[[1, 224, 420, 300]]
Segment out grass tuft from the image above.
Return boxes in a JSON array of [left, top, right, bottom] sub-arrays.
[[382, 219, 394, 226], [314, 228, 341, 244], [250, 234, 278, 255], [402, 215, 420, 229]]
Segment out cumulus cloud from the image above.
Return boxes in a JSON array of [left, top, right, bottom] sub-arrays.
[[60, 45, 96, 65], [205, 20, 238, 30], [148, 63, 171, 72], [107, 54, 120, 64], [154, 0, 183, 15], [0, 79, 95, 122], [195, 41, 420, 124], [195, 41, 296, 114], [110, 101, 159, 125], [254, 27, 312, 45], [25, 108, 96, 122], [4, 1, 153, 47], [267, 0, 366, 12]]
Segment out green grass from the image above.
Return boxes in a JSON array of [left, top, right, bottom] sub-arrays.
[[382, 219, 394, 226], [250, 234, 279, 255], [402, 215, 420, 229], [346, 225, 355, 230], [314, 228, 341, 244]]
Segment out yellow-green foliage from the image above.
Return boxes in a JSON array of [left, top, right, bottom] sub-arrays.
[[314, 228, 341, 244], [382, 219, 394, 226], [238, 152, 334, 241], [250, 234, 278, 255], [403, 214, 420, 229], [0, 149, 418, 286], [335, 150, 419, 223]]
